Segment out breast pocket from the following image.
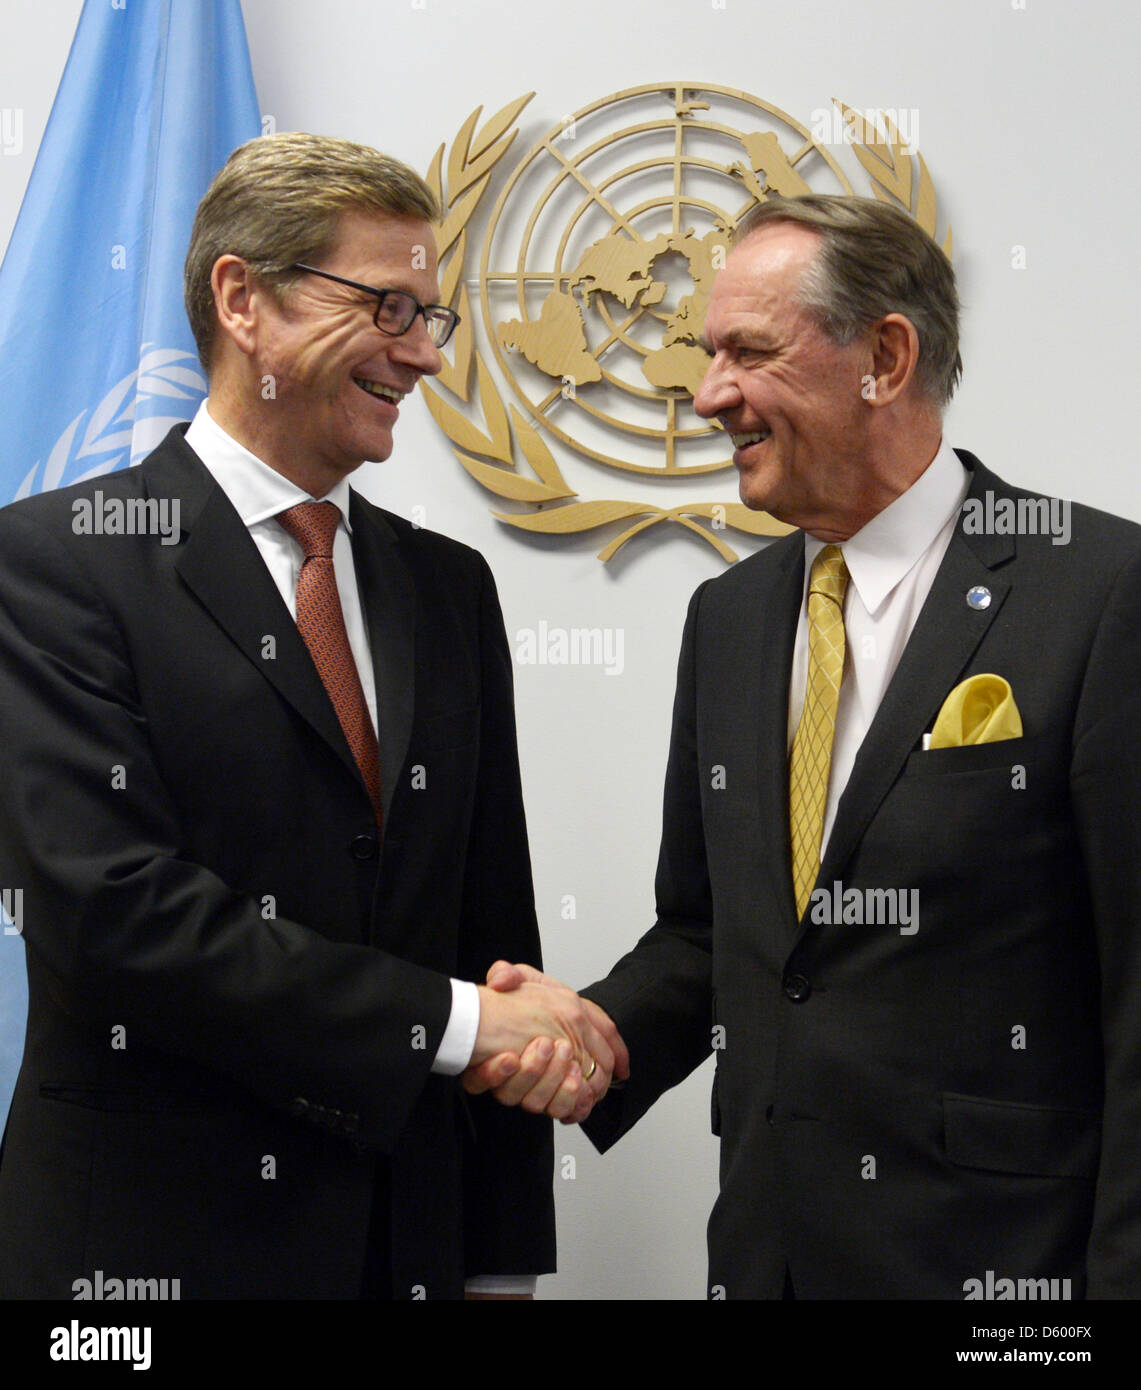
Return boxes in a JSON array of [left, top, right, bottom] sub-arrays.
[[905, 734, 1041, 778], [859, 734, 1070, 886]]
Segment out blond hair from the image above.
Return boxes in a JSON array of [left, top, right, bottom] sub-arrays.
[[184, 131, 439, 368]]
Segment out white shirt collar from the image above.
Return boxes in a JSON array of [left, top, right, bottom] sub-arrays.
[[184, 399, 354, 533], [804, 438, 969, 616]]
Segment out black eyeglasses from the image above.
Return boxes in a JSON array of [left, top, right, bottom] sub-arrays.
[[289, 264, 461, 347]]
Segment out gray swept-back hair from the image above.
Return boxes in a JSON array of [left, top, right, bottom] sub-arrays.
[[734, 194, 961, 405]]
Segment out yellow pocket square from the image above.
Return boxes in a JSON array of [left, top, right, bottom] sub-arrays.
[[929, 674, 1023, 748]]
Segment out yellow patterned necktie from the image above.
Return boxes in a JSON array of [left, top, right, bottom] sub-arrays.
[[789, 544, 849, 919]]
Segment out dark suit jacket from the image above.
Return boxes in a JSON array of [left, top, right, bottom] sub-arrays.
[[583, 451, 1141, 1300], [0, 425, 554, 1299]]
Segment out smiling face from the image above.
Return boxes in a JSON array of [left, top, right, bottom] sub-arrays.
[[249, 209, 442, 490], [694, 223, 879, 539]]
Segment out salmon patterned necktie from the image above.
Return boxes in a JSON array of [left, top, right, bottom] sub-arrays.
[[789, 544, 849, 919], [277, 501, 382, 826]]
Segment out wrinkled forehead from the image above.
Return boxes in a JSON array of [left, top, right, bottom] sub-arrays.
[[723, 222, 821, 297], [702, 226, 820, 339]]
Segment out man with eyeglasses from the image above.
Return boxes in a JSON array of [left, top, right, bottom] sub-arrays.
[[0, 132, 625, 1301]]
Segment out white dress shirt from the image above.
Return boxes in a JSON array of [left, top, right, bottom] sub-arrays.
[[184, 402, 480, 1074], [788, 438, 971, 853]]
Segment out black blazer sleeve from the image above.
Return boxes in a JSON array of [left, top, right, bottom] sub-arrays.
[[582, 580, 717, 1152]]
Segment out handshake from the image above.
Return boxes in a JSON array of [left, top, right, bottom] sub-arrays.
[[464, 962, 629, 1123]]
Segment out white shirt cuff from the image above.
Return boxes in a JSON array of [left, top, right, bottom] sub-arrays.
[[430, 978, 480, 1074]]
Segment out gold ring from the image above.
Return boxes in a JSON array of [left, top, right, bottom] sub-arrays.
[[582, 1056, 597, 1080]]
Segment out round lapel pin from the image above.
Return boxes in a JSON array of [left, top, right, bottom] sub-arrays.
[[966, 585, 992, 611]]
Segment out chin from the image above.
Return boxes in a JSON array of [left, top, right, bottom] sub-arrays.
[[736, 478, 778, 515], [737, 463, 801, 523], [347, 435, 394, 467]]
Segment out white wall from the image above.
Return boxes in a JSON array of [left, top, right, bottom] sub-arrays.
[[2, 0, 1138, 1300]]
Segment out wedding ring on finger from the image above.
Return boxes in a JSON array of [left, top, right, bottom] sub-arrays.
[[581, 1056, 597, 1081]]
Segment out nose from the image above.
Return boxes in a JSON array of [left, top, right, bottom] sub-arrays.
[[693, 354, 740, 420], [391, 316, 443, 377]]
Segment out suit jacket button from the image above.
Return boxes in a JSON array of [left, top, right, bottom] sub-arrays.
[[288, 1097, 310, 1117], [349, 833, 378, 861], [783, 974, 811, 1003]]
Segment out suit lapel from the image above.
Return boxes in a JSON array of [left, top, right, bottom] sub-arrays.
[[746, 534, 806, 923], [816, 453, 1017, 891], [146, 429, 366, 789], [350, 494, 415, 828]]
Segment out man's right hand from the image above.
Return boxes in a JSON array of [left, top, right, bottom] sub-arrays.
[[467, 964, 628, 1122]]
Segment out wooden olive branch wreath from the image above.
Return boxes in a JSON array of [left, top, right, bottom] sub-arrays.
[[421, 95, 950, 563]]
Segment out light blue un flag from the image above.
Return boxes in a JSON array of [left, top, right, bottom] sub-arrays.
[[0, 0, 260, 1126]]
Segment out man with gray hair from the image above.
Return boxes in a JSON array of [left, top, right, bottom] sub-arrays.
[[470, 195, 1141, 1300], [0, 132, 625, 1300]]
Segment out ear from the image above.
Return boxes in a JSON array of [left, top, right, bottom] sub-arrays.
[[211, 255, 264, 358], [863, 313, 920, 407]]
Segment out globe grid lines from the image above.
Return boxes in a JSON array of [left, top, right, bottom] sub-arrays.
[[479, 84, 851, 478], [423, 85, 943, 562]]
